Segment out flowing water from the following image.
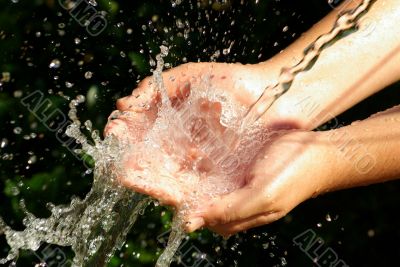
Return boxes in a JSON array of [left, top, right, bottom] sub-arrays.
[[0, 45, 266, 267], [0, 95, 150, 266], [0, 0, 374, 266], [240, 0, 374, 131]]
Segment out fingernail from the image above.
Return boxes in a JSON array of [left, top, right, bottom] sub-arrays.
[[186, 217, 205, 232]]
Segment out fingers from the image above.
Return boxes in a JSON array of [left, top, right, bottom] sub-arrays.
[[162, 67, 193, 108], [120, 174, 183, 206], [117, 165, 184, 207], [116, 78, 160, 113], [116, 147, 189, 207], [116, 67, 194, 114], [207, 211, 285, 236], [185, 184, 268, 232], [103, 110, 153, 141]]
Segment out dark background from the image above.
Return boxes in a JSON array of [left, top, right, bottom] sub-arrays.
[[0, 0, 399, 266]]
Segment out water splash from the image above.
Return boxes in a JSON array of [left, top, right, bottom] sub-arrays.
[[0, 44, 256, 267], [240, 0, 374, 131], [111, 45, 269, 266], [0, 1, 376, 265], [0, 95, 150, 266]]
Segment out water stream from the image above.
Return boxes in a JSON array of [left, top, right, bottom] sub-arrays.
[[0, 1, 374, 266], [239, 0, 374, 132], [0, 94, 150, 266]]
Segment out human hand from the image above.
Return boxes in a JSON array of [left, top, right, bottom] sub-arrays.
[[184, 130, 332, 236], [103, 61, 305, 229], [104, 61, 302, 145]]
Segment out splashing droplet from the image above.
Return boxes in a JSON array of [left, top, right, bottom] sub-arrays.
[[84, 71, 93, 79], [325, 214, 332, 222], [65, 81, 74, 88], [27, 155, 37, 165], [88, 0, 97, 6], [13, 127, 22, 135], [49, 59, 61, 69], [0, 138, 8, 148]]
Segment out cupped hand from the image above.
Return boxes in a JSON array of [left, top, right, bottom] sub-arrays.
[[104, 61, 308, 233], [104, 61, 299, 144], [185, 130, 334, 236]]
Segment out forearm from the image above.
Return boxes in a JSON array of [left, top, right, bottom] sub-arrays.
[[258, 0, 400, 129], [320, 105, 400, 192]]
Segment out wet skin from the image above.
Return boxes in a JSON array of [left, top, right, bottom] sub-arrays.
[[105, 0, 400, 235]]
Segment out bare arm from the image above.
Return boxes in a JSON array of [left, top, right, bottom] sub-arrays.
[[186, 106, 400, 235], [257, 0, 400, 129], [320, 105, 400, 192]]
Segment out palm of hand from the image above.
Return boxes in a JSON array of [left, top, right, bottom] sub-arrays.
[[104, 62, 310, 233], [198, 130, 324, 235]]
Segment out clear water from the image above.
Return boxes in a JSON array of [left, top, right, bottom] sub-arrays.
[[0, 1, 374, 266], [240, 0, 373, 131], [0, 94, 150, 266]]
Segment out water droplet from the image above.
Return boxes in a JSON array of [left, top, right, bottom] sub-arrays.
[[88, 0, 97, 6], [13, 90, 23, 98], [74, 38, 81, 44], [10, 186, 20, 196], [13, 127, 22, 134], [65, 81, 74, 88], [176, 19, 184, 29], [1, 138, 8, 148], [325, 214, 332, 222], [160, 45, 169, 56], [2, 72, 11, 82], [262, 242, 269, 249], [367, 229, 375, 237], [76, 95, 85, 103], [28, 155, 37, 164], [84, 71, 93, 79], [84, 120, 92, 131], [49, 59, 61, 69]]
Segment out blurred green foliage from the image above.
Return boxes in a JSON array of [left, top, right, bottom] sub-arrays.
[[0, 0, 399, 266]]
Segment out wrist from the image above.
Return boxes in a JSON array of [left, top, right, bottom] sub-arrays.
[[313, 128, 360, 194], [253, 60, 328, 131]]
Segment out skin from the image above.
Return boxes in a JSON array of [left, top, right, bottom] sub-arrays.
[[187, 106, 400, 235], [104, 0, 400, 236]]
